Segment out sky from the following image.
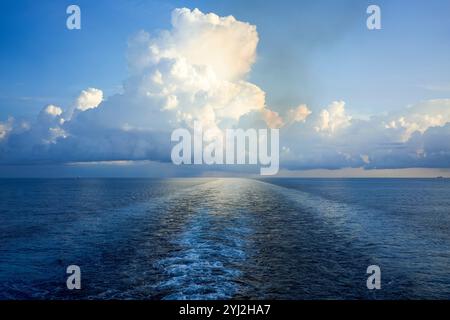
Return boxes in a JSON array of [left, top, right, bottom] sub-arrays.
[[0, 0, 450, 177]]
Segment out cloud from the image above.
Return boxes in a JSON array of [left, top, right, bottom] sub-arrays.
[[0, 118, 13, 140], [314, 100, 351, 134], [287, 104, 312, 124], [75, 88, 103, 111], [128, 8, 258, 81], [170, 8, 258, 81], [420, 83, 450, 93], [0, 8, 280, 164], [383, 99, 450, 141], [281, 99, 450, 170], [42, 105, 63, 117], [124, 7, 272, 134], [262, 109, 284, 129], [0, 8, 449, 173]]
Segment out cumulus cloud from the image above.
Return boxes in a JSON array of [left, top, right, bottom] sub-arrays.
[[282, 98, 450, 170], [42, 105, 63, 117], [128, 8, 258, 81], [286, 104, 312, 124], [262, 109, 284, 129], [75, 88, 103, 111], [383, 99, 450, 141], [130, 6, 309, 141], [124, 7, 272, 135], [315, 101, 351, 134], [0, 7, 449, 173], [0, 8, 280, 164]]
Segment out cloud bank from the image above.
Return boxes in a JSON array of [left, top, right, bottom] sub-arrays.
[[0, 8, 449, 172]]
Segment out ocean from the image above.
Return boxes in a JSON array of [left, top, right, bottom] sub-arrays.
[[0, 178, 449, 299]]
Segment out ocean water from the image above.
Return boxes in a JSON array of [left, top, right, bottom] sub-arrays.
[[0, 178, 449, 300]]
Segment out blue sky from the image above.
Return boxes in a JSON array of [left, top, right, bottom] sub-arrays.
[[1, 0, 450, 177], [1, 0, 450, 119]]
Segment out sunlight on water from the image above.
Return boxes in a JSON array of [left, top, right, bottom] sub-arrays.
[[0, 178, 449, 299]]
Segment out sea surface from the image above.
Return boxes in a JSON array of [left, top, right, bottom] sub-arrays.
[[0, 178, 449, 300]]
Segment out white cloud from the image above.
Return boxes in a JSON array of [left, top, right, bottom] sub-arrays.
[[262, 109, 284, 128], [42, 104, 63, 117], [75, 88, 103, 111], [360, 154, 370, 164], [315, 101, 351, 134], [0, 8, 449, 172], [124, 7, 273, 134], [384, 99, 450, 141], [116, 8, 282, 140], [0, 118, 13, 140], [287, 104, 312, 124], [282, 99, 450, 170], [170, 8, 259, 81], [128, 8, 258, 81], [0, 8, 273, 164]]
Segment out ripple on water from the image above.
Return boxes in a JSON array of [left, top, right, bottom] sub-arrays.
[[153, 205, 251, 300]]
